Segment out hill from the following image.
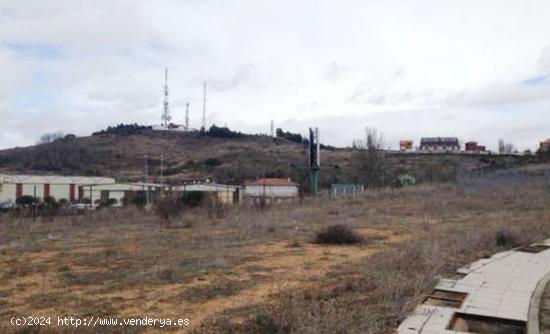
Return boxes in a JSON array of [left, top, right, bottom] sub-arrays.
[[0, 126, 537, 187]]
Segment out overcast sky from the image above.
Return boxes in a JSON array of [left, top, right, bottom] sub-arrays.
[[1, 0, 550, 150]]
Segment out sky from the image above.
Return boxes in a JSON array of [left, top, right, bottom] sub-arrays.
[[1, 0, 550, 151]]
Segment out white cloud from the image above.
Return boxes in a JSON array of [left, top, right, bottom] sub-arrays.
[[1, 0, 550, 150]]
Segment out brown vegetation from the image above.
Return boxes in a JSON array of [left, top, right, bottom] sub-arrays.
[[314, 225, 364, 245], [1, 169, 549, 333], [0, 130, 534, 186]]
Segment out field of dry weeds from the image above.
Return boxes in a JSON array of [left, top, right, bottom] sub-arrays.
[[1, 170, 549, 333]]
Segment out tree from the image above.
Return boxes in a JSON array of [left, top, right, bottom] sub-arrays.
[[351, 127, 389, 188], [498, 139, 505, 154], [92, 123, 152, 136], [39, 131, 65, 144], [498, 139, 516, 154], [365, 127, 383, 150], [206, 125, 243, 138], [276, 128, 303, 143]]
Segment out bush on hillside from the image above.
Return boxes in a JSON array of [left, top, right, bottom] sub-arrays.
[[276, 128, 303, 143], [206, 125, 244, 139], [92, 123, 152, 136]]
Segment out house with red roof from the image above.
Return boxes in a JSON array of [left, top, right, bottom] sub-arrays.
[[243, 178, 299, 202]]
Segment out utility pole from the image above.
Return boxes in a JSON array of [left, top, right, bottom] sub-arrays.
[[160, 153, 164, 185], [202, 81, 206, 131], [33, 185, 37, 221], [144, 155, 150, 208], [185, 102, 190, 131], [309, 127, 320, 196]]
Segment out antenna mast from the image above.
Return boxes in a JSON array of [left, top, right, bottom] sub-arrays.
[[161, 68, 171, 127], [185, 102, 190, 131], [202, 81, 206, 131]]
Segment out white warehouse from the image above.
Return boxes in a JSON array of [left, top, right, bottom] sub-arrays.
[[0, 174, 115, 207]]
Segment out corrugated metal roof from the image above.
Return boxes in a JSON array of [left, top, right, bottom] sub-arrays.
[[0, 174, 115, 185], [174, 183, 241, 192], [244, 178, 298, 186]]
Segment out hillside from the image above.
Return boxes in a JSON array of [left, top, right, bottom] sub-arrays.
[[0, 129, 334, 184], [0, 128, 536, 187]]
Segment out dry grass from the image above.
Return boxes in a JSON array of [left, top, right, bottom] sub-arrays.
[[1, 173, 550, 333]]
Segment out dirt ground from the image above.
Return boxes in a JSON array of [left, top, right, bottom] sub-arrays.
[[1, 175, 550, 333]]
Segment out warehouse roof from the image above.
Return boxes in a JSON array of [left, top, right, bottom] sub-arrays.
[[244, 178, 299, 186], [0, 174, 115, 185], [171, 183, 241, 193]]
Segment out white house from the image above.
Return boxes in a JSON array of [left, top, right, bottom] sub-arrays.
[[244, 178, 299, 202], [0, 174, 115, 207]]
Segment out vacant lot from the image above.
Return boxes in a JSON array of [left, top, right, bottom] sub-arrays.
[[1, 172, 550, 333]]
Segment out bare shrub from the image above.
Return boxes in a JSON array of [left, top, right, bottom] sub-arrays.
[[495, 229, 520, 249], [203, 194, 226, 219], [315, 224, 363, 245], [154, 196, 183, 221]]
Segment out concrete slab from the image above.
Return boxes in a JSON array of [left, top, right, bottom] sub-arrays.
[[397, 240, 550, 333]]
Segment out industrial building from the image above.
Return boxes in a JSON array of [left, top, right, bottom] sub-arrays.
[[244, 178, 299, 203], [419, 137, 460, 152], [83, 182, 170, 207], [0, 174, 115, 208], [81, 181, 242, 207], [0, 172, 249, 209]]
